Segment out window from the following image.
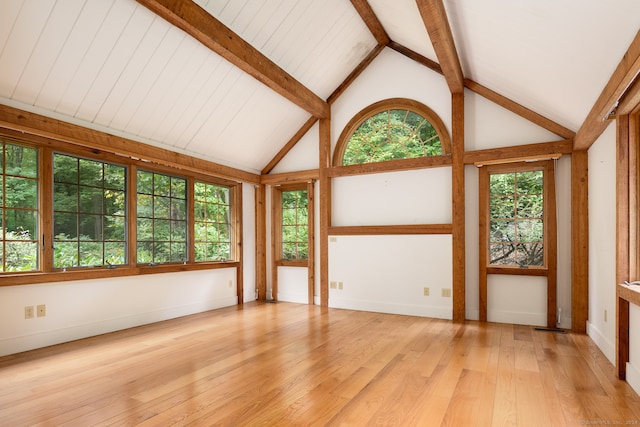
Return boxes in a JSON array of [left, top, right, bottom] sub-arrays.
[[1, 141, 38, 272], [272, 184, 311, 264], [53, 154, 127, 268], [279, 188, 309, 261], [484, 164, 549, 268], [194, 182, 232, 262], [334, 98, 451, 166], [136, 170, 187, 264]]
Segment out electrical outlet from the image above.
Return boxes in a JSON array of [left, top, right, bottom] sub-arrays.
[[330, 237, 337, 242], [24, 306, 34, 319], [441, 288, 451, 298], [330, 281, 337, 289], [423, 287, 430, 296], [338, 282, 343, 290], [37, 304, 46, 317]]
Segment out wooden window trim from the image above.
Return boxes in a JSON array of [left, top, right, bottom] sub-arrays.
[[332, 98, 452, 167], [0, 132, 243, 287], [479, 160, 557, 327], [271, 182, 314, 303]]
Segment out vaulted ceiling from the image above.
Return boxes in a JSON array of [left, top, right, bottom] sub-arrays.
[[0, 0, 639, 174]]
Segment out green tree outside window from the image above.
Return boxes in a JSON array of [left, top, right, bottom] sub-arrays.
[[1, 141, 39, 272]]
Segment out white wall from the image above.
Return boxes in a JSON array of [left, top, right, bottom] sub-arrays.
[[0, 269, 238, 356], [629, 304, 640, 394], [587, 125, 617, 363], [0, 187, 257, 357]]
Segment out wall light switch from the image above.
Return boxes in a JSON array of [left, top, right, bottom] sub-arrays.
[[423, 287, 430, 296]]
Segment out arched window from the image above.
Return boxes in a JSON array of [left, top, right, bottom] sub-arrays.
[[333, 98, 451, 166]]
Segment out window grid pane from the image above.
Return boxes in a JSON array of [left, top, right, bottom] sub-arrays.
[[281, 190, 308, 261], [1, 141, 39, 272], [53, 154, 127, 269], [194, 182, 231, 262], [488, 171, 544, 267], [137, 170, 187, 264], [343, 109, 442, 165]]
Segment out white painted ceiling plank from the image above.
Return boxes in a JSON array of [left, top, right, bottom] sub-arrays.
[[0, 0, 24, 55], [93, 15, 170, 128], [0, 0, 56, 96], [35, 0, 115, 111], [133, 36, 203, 139], [112, 25, 183, 133], [75, 4, 155, 124], [11, 1, 86, 106]]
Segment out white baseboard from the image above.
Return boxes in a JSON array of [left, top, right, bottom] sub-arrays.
[[0, 297, 237, 357], [328, 297, 452, 320], [586, 320, 615, 365]]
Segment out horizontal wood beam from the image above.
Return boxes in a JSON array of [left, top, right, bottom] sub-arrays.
[[464, 79, 576, 140], [136, 0, 329, 119], [416, 0, 464, 93], [329, 224, 452, 235], [0, 104, 260, 184], [574, 29, 640, 150], [261, 169, 319, 185], [328, 155, 452, 178], [464, 140, 573, 165]]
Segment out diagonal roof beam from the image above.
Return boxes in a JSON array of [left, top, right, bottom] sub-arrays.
[[350, 0, 390, 46], [416, 0, 464, 94], [136, 0, 329, 119], [574, 29, 640, 150]]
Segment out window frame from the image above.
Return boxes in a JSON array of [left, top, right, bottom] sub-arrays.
[[480, 160, 555, 273], [272, 183, 312, 267], [333, 98, 452, 168], [0, 132, 242, 286]]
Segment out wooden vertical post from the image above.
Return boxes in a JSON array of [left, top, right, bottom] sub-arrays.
[[546, 162, 558, 328], [616, 114, 631, 378], [255, 184, 267, 301], [452, 92, 466, 322], [307, 180, 316, 305], [319, 117, 331, 307], [235, 183, 244, 304], [571, 149, 589, 333]]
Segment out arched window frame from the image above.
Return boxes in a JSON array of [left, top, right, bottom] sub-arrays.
[[332, 98, 452, 167]]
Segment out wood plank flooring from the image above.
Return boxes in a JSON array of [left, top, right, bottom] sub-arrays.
[[0, 301, 639, 426]]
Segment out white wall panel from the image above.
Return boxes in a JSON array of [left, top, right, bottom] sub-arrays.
[[0, 269, 238, 357], [332, 168, 452, 226], [328, 235, 453, 319], [587, 125, 617, 363], [277, 267, 308, 304], [629, 304, 640, 395], [487, 275, 547, 326]]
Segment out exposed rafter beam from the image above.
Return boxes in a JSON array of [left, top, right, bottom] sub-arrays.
[[350, 0, 390, 46], [574, 29, 640, 150], [416, 0, 464, 93], [136, 0, 329, 119]]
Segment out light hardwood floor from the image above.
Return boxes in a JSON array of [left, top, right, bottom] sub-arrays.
[[1, 301, 639, 426]]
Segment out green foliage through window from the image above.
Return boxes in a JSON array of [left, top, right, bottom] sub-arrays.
[[136, 170, 187, 264], [194, 182, 232, 262], [281, 190, 308, 261], [489, 170, 544, 267], [343, 109, 442, 165], [1, 141, 39, 272], [53, 154, 127, 268]]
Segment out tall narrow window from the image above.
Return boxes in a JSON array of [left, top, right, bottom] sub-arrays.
[[194, 182, 232, 262], [136, 170, 187, 264], [1, 141, 38, 272], [487, 167, 545, 267], [280, 189, 309, 261], [53, 154, 127, 268]]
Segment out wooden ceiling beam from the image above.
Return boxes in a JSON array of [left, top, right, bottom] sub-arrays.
[[574, 29, 640, 150], [136, 0, 329, 119], [416, 0, 464, 93], [350, 0, 390, 46]]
